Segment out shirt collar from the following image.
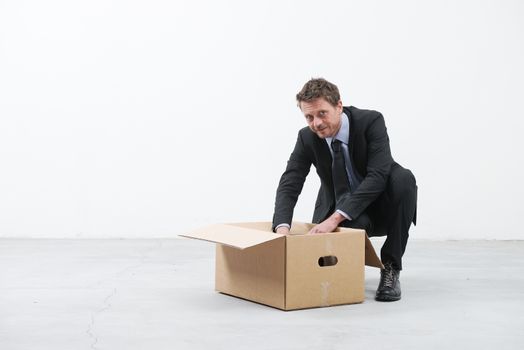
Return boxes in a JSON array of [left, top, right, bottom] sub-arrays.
[[326, 112, 349, 145]]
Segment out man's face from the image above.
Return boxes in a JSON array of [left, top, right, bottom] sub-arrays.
[[300, 98, 343, 139]]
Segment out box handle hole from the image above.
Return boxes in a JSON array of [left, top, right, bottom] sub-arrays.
[[318, 256, 338, 267]]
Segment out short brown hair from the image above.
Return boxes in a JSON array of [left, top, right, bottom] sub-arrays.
[[296, 78, 341, 107]]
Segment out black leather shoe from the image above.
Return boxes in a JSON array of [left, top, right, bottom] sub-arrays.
[[375, 262, 401, 302]]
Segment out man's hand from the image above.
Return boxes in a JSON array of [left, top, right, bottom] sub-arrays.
[[276, 226, 290, 235], [308, 212, 346, 234]]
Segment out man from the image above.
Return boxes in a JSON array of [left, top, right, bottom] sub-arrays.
[[272, 78, 417, 302]]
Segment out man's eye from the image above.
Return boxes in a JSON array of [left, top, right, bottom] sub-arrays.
[[320, 111, 326, 116]]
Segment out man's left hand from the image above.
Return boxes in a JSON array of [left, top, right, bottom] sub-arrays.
[[308, 212, 346, 234]]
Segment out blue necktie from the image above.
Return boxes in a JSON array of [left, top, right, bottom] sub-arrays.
[[331, 139, 351, 200]]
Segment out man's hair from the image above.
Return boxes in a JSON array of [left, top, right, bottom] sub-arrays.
[[296, 78, 341, 107]]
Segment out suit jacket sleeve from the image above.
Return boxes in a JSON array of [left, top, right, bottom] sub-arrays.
[[338, 113, 394, 219], [272, 130, 312, 231]]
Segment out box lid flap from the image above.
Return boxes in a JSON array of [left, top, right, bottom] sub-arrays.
[[179, 224, 284, 249], [365, 235, 384, 268]]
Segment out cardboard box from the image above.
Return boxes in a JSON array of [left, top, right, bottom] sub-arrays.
[[181, 221, 383, 310]]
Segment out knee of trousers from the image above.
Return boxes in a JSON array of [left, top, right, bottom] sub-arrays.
[[386, 167, 417, 204], [341, 212, 373, 233]]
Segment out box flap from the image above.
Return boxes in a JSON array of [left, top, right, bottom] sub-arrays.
[[179, 223, 284, 249], [364, 235, 384, 268]]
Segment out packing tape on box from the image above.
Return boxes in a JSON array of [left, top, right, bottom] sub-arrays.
[[320, 281, 331, 307]]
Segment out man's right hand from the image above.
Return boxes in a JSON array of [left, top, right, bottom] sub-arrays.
[[276, 226, 290, 235]]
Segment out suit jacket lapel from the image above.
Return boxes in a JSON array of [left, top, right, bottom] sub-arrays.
[[315, 136, 332, 171], [318, 137, 334, 195], [344, 107, 355, 159]]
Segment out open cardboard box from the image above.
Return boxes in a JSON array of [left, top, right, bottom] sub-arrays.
[[181, 221, 383, 310]]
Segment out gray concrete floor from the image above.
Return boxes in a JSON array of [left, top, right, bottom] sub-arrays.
[[1, 238, 523, 350]]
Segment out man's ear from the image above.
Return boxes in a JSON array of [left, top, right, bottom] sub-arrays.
[[337, 100, 343, 112]]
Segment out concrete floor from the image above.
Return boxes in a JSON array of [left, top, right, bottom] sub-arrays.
[[1, 238, 523, 350]]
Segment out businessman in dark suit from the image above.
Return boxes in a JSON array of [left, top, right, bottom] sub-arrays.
[[272, 78, 417, 301]]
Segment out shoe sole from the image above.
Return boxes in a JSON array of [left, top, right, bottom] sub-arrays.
[[375, 295, 401, 302]]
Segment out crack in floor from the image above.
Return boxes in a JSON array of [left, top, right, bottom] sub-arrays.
[[86, 287, 117, 350], [85, 239, 164, 349]]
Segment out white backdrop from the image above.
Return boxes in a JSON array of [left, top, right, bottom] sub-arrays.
[[1, 0, 523, 239]]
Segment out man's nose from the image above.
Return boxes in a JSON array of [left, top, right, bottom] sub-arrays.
[[313, 117, 323, 128]]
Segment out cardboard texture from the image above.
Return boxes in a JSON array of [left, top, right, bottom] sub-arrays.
[[181, 221, 383, 310]]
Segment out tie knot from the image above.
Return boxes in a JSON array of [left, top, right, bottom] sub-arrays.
[[331, 139, 343, 153]]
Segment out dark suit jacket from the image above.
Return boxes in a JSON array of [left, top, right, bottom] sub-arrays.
[[272, 106, 400, 231]]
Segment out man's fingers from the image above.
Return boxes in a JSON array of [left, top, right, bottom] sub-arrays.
[[308, 227, 324, 234]]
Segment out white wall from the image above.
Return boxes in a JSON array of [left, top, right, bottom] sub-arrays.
[[1, 0, 523, 239]]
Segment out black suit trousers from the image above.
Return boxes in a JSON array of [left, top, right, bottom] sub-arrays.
[[340, 164, 417, 270]]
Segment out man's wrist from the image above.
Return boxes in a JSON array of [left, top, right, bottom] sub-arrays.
[[275, 223, 290, 229], [335, 209, 352, 221], [274, 223, 290, 233], [330, 211, 348, 225]]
